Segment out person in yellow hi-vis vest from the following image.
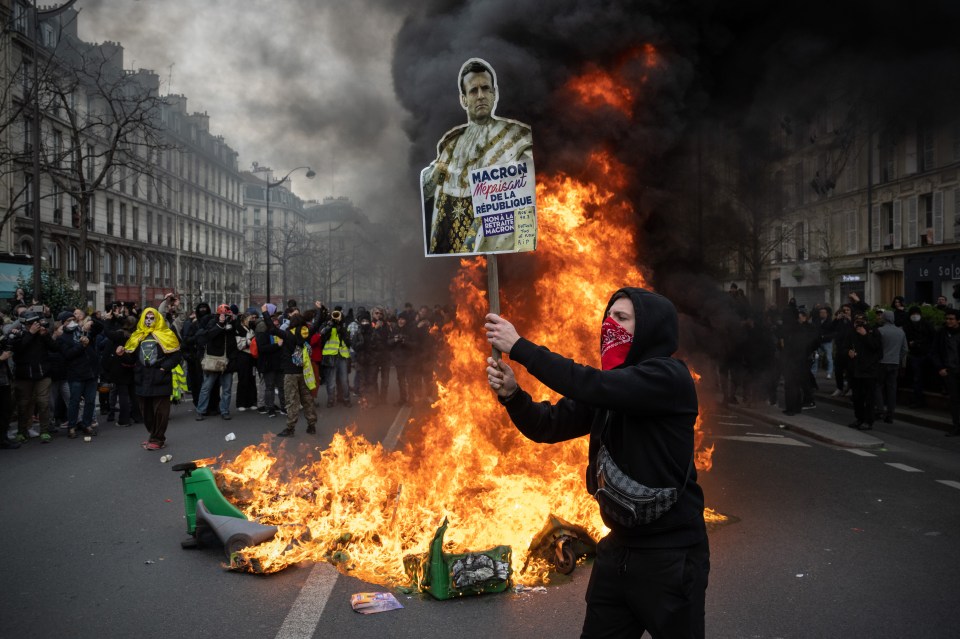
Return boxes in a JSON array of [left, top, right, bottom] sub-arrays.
[[319, 307, 352, 408]]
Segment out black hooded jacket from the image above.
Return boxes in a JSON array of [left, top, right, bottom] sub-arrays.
[[500, 287, 705, 548]]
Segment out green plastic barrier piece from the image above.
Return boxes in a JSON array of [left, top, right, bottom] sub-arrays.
[[181, 466, 246, 534], [403, 518, 512, 600]]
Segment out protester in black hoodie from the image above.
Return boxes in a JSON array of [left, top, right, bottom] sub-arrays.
[[484, 287, 707, 639]]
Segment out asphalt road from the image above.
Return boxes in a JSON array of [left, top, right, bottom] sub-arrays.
[[2, 394, 959, 638]]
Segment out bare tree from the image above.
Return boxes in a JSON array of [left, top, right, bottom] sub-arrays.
[[247, 222, 315, 303], [34, 37, 171, 301]]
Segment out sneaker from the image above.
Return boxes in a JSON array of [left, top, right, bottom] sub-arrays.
[[27, 428, 40, 438], [826, 373, 832, 379], [145, 441, 165, 450], [195, 415, 205, 421], [14, 433, 28, 443], [841, 387, 851, 396], [802, 402, 816, 410], [268, 410, 277, 418], [276, 428, 295, 437], [39, 433, 52, 443], [237, 407, 246, 412], [257, 406, 268, 414], [830, 389, 843, 398], [221, 413, 232, 421], [306, 424, 316, 434], [279, 409, 287, 416]]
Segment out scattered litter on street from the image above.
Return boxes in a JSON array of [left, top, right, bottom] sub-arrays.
[[144, 560, 155, 565], [225, 432, 236, 442], [160, 455, 173, 463], [514, 585, 548, 594], [351, 592, 403, 614], [83, 436, 92, 442]]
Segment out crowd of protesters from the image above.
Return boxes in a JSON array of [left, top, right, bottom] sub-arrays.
[[1, 288, 453, 451], [717, 285, 960, 437]]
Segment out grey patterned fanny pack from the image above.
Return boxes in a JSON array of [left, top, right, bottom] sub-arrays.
[[594, 444, 682, 526]]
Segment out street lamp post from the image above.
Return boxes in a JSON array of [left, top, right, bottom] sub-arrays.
[[264, 166, 315, 304]]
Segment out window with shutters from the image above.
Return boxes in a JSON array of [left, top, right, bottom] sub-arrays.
[[68, 246, 78, 280], [86, 248, 95, 282], [919, 193, 937, 246], [882, 203, 894, 250], [106, 199, 114, 235], [845, 210, 857, 254], [955, 188, 960, 241], [893, 200, 903, 250], [103, 252, 113, 284], [795, 222, 807, 260], [133, 207, 139, 241], [906, 195, 919, 248], [116, 254, 125, 284]]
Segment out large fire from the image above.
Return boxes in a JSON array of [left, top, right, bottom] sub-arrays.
[[211, 154, 719, 584], [211, 56, 723, 584]]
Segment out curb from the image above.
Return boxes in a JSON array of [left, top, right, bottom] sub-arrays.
[[729, 405, 886, 450]]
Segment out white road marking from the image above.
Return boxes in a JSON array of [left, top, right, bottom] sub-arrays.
[[885, 463, 923, 473], [716, 435, 810, 447], [717, 422, 751, 426], [936, 480, 960, 490], [845, 449, 877, 457], [746, 432, 785, 438], [274, 563, 339, 639], [274, 405, 411, 639]]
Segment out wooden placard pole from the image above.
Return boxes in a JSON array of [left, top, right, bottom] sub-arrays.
[[487, 254, 501, 361]]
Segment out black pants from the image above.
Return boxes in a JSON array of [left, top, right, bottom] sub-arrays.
[[851, 376, 877, 425], [581, 537, 709, 639], [943, 369, 960, 429], [139, 395, 171, 444], [874, 363, 900, 418]]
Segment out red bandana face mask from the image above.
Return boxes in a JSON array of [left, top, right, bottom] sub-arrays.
[[601, 316, 633, 370]]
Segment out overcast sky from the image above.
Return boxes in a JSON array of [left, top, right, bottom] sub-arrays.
[[76, 0, 413, 218]]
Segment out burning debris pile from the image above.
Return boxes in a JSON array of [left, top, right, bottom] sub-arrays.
[[200, 157, 719, 586]]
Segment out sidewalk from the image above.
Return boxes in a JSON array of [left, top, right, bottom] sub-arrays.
[[721, 371, 956, 450], [729, 401, 886, 450]]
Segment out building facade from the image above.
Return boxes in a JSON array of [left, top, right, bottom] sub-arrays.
[[723, 109, 960, 312], [1, 3, 243, 311]]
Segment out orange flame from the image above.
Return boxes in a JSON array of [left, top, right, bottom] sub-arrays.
[[567, 45, 660, 115], [218, 154, 718, 582]]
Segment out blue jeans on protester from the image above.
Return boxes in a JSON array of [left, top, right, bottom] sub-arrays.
[[197, 371, 234, 416], [67, 378, 97, 429], [323, 357, 350, 405]]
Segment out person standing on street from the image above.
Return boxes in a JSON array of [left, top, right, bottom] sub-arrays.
[[119, 308, 181, 451], [847, 314, 882, 430], [875, 310, 908, 424], [932, 308, 960, 437], [262, 301, 323, 437], [484, 287, 708, 639], [903, 305, 937, 408]]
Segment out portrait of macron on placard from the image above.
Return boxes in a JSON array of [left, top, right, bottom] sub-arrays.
[[421, 58, 537, 257]]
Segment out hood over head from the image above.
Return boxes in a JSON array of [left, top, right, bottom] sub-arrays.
[[196, 302, 211, 317], [602, 287, 679, 365]]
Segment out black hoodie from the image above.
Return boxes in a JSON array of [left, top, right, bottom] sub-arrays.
[[501, 287, 705, 548]]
